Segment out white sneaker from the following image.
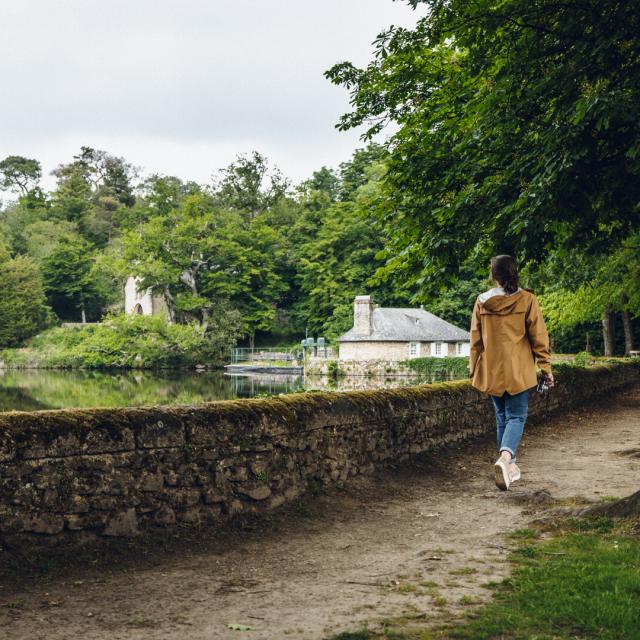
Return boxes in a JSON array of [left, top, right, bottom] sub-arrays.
[[510, 464, 521, 482], [494, 457, 511, 491]]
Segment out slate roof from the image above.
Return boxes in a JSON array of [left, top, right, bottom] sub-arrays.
[[339, 308, 470, 343]]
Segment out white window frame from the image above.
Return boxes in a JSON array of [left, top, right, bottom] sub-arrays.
[[456, 342, 463, 355], [408, 341, 420, 357], [434, 342, 442, 356]]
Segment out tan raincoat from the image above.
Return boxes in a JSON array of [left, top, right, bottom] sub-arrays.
[[470, 288, 552, 396]]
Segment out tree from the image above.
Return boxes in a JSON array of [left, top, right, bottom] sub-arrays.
[[41, 235, 106, 322], [50, 160, 93, 228], [337, 144, 387, 201], [23, 219, 79, 262], [71, 147, 137, 206], [0, 156, 41, 195], [539, 233, 640, 355], [116, 192, 287, 341], [326, 1, 640, 297], [293, 161, 410, 340], [0, 247, 50, 347], [213, 152, 289, 221]]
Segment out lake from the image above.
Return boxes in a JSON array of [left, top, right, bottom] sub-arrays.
[[0, 369, 464, 413]]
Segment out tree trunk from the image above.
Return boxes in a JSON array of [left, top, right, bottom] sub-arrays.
[[580, 489, 640, 518], [163, 286, 176, 324], [601, 310, 615, 356], [81, 305, 87, 324], [622, 310, 635, 355]]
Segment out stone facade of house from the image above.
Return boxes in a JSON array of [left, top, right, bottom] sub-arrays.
[[338, 295, 471, 362], [124, 276, 170, 319]]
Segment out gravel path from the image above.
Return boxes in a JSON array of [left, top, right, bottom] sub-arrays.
[[1, 385, 639, 639]]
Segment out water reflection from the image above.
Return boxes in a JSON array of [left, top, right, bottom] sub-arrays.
[[0, 369, 465, 412]]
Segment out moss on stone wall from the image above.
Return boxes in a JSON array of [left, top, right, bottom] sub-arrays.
[[0, 360, 638, 548]]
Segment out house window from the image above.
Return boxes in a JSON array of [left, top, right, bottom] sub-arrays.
[[409, 342, 420, 357], [456, 342, 463, 355], [435, 342, 442, 356]]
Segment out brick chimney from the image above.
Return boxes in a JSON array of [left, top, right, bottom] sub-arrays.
[[353, 295, 373, 336]]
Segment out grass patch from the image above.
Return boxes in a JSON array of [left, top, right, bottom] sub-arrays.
[[448, 566, 477, 576], [397, 583, 418, 594], [330, 517, 640, 640], [438, 518, 640, 639]]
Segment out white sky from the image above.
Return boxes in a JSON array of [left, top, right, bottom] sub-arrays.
[[0, 0, 423, 191]]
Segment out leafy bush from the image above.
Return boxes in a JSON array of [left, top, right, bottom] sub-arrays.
[[574, 350, 591, 366], [1, 313, 241, 369], [0, 252, 52, 347], [326, 360, 341, 379]]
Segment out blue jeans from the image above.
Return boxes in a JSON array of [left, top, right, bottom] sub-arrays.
[[491, 390, 529, 462]]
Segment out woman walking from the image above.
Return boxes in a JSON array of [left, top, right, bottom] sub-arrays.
[[470, 255, 554, 490]]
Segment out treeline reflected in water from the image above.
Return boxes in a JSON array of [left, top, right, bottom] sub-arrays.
[[0, 369, 466, 412]]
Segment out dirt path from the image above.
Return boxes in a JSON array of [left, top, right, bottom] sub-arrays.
[[2, 386, 639, 640]]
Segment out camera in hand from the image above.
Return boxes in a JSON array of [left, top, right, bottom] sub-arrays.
[[536, 376, 549, 393]]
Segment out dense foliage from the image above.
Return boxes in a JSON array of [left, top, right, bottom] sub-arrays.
[[326, 0, 639, 354], [0, 144, 411, 354], [1, 1, 638, 357], [0, 314, 236, 369], [0, 245, 50, 347]]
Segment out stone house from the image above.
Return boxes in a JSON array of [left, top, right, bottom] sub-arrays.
[[338, 295, 470, 360], [124, 277, 169, 319]]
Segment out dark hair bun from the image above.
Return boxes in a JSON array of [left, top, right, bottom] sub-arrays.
[[491, 255, 519, 294]]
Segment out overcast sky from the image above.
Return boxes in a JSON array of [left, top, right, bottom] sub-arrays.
[[0, 0, 423, 191]]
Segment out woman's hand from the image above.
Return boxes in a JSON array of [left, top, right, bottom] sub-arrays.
[[545, 372, 555, 388]]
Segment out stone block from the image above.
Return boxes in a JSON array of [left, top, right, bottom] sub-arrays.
[[227, 466, 248, 482], [267, 494, 286, 509], [138, 470, 164, 492], [237, 484, 271, 501], [177, 507, 202, 524], [22, 513, 64, 535], [0, 430, 16, 462], [228, 499, 244, 515], [153, 505, 176, 525], [203, 489, 226, 504], [167, 489, 201, 508], [102, 508, 139, 537], [136, 415, 184, 449], [64, 512, 108, 531]]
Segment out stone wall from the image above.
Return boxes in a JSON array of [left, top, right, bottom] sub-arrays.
[[307, 357, 417, 377], [0, 362, 638, 547], [339, 341, 421, 360], [307, 357, 466, 377]]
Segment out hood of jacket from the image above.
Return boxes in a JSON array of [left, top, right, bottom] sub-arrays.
[[478, 288, 527, 316]]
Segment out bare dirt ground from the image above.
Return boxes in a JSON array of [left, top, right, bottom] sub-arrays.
[[1, 385, 639, 640]]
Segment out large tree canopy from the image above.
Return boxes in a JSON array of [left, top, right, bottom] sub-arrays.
[[326, 0, 640, 296], [0, 156, 41, 195]]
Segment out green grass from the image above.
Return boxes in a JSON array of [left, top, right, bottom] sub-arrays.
[[330, 517, 640, 640], [441, 520, 640, 639]]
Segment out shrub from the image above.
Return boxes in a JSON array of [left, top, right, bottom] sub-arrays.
[[1, 313, 240, 369], [326, 359, 341, 379], [574, 350, 591, 366]]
